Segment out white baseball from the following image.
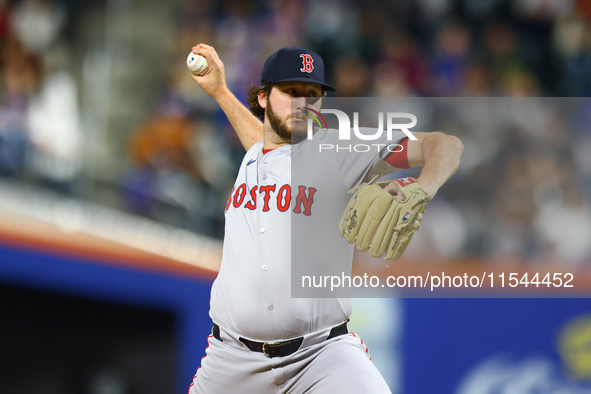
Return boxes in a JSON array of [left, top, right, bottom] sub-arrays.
[[187, 52, 208, 76]]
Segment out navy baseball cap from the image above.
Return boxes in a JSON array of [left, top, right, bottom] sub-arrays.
[[260, 46, 336, 91]]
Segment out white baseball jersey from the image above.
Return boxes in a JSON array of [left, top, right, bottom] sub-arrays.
[[209, 128, 408, 341]]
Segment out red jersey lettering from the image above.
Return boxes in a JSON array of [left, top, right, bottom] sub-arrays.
[[293, 186, 316, 216], [259, 185, 276, 212], [244, 186, 258, 210], [233, 184, 247, 208], [277, 184, 291, 212], [226, 187, 235, 211]]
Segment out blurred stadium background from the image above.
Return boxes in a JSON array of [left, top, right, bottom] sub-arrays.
[[1, 0, 591, 392]]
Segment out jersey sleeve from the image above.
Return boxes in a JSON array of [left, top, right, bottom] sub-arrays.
[[330, 128, 411, 190]]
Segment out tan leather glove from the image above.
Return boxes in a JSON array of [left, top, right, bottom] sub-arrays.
[[339, 177, 428, 261]]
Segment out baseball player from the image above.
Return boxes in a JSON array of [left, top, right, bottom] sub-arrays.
[[188, 44, 463, 393]]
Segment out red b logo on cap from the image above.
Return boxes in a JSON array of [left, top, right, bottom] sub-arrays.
[[300, 54, 314, 73]]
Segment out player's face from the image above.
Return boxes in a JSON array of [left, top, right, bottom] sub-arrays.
[[265, 82, 323, 143]]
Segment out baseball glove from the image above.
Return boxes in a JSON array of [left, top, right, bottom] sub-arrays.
[[338, 177, 428, 261]]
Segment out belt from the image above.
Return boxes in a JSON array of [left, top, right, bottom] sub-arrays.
[[212, 321, 349, 358]]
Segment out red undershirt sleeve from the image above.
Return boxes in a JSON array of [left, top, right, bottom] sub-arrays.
[[384, 137, 410, 169]]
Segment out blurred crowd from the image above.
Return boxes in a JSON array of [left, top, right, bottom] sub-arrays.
[[2, 0, 591, 265], [0, 0, 80, 194]]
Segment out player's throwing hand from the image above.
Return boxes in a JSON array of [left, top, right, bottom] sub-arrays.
[[190, 43, 228, 100]]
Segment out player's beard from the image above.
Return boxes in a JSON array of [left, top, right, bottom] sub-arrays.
[[266, 99, 307, 144]]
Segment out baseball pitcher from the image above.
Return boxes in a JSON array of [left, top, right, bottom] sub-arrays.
[[188, 44, 463, 393]]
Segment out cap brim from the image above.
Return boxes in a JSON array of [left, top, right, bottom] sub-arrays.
[[266, 77, 336, 91]]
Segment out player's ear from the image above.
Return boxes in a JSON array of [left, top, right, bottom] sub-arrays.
[[258, 88, 268, 109]]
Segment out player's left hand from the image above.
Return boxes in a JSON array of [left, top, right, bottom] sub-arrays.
[[384, 178, 437, 202]]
